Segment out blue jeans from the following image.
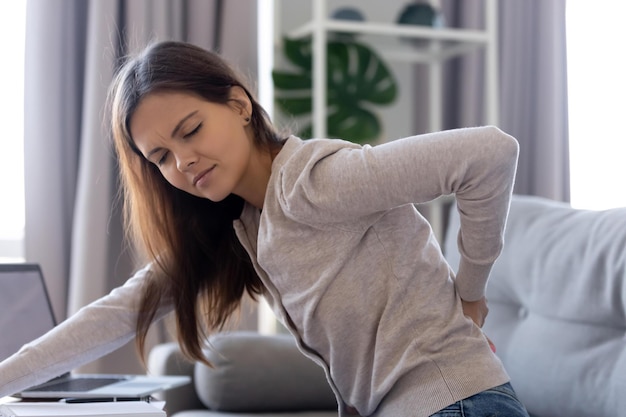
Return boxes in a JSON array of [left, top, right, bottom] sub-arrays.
[[429, 383, 530, 417]]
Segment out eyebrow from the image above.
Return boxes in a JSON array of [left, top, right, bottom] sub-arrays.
[[171, 110, 199, 138], [145, 147, 164, 160], [144, 110, 199, 160]]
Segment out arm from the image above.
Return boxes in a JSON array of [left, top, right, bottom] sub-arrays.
[[0, 264, 174, 397], [280, 126, 519, 301]]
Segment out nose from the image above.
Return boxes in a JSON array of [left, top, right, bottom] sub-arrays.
[[175, 151, 198, 172]]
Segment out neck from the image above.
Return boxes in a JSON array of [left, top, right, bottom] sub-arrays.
[[236, 146, 276, 210]]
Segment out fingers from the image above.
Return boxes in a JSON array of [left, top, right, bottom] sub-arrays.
[[486, 336, 496, 353], [461, 297, 489, 328]]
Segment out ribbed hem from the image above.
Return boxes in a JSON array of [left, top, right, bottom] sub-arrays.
[[369, 355, 509, 417]]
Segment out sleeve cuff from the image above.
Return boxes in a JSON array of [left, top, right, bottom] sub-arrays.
[[454, 259, 494, 301]]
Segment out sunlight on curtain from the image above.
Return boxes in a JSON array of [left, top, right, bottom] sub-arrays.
[[0, 2, 26, 261], [567, 1, 626, 210]]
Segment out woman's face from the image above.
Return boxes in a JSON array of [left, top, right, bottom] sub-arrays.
[[130, 88, 263, 203]]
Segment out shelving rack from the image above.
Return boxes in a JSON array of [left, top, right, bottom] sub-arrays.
[[256, 1, 499, 332], [281, 0, 499, 138], [258, 0, 499, 243]]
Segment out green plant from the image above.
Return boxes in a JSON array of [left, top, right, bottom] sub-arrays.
[[272, 36, 398, 144]]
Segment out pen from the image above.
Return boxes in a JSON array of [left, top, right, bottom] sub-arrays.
[[62, 396, 151, 403]]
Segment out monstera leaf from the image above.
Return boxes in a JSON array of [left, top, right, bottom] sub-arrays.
[[272, 37, 397, 144]]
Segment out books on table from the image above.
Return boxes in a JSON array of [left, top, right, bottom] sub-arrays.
[[0, 400, 166, 417]]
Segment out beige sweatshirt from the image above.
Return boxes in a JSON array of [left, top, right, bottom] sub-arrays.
[[0, 126, 519, 417]]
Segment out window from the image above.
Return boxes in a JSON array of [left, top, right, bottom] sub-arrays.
[[567, 1, 626, 210], [0, 2, 26, 261]]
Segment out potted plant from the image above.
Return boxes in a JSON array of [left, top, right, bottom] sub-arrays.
[[272, 36, 398, 144]]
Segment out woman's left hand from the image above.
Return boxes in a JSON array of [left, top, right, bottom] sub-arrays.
[[462, 297, 496, 352], [461, 296, 489, 327]]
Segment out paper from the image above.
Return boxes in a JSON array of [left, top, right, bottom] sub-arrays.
[[0, 401, 165, 417]]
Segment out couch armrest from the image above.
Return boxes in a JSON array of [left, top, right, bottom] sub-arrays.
[[148, 342, 206, 415], [194, 332, 337, 413]]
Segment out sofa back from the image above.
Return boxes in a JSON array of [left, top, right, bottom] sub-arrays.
[[444, 194, 626, 417]]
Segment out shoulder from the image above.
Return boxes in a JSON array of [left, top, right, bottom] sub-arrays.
[[273, 136, 364, 187], [267, 136, 365, 223], [275, 135, 363, 166]]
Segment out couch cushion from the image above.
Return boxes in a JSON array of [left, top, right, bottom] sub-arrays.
[[194, 332, 337, 413], [174, 411, 337, 417], [444, 194, 626, 417]]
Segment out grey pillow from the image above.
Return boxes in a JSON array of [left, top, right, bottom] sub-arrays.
[[194, 332, 337, 412]]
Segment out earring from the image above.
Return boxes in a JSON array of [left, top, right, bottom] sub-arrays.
[[244, 116, 250, 122]]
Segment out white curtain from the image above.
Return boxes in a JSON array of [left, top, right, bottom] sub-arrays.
[[498, 0, 569, 201], [24, 0, 259, 374]]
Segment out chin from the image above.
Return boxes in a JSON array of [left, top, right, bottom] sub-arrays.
[[181, 188, 221, 202], [201, 191, 231, 203]]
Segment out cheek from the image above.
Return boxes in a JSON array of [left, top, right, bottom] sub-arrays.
[[161, 170, 210, 199], [160, 169, 188, 192]]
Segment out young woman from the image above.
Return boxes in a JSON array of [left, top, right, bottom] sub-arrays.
[[0, 41, 529, 417]]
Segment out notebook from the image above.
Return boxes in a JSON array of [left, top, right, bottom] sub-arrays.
[[0, 400, 166, 417], [0, 263, 189, 399]]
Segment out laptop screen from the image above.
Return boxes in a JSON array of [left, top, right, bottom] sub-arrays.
[[0, 264, 56, 362]]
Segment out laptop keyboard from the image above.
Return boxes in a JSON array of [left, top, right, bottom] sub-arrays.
[[26, 377, 126, 392]]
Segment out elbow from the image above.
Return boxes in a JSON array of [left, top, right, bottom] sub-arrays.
[[483, 125, 519, 164]]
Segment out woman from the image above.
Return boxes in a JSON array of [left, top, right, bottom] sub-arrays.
[[0, 41, 529, 417]]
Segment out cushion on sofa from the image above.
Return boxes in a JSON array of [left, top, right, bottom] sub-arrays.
[[194, 332, 337, 413], [444, 194, 626, 417]]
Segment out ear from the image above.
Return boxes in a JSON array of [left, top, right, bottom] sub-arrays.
[[229, 86, 252, 121]]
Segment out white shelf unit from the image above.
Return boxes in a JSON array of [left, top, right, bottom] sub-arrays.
[[279, 1, 498, 241], [280, 0, 499, 138], [256, 1, 498, 331], [259, 1, 499, 242]]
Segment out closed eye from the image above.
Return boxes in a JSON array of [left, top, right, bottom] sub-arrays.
[[156, 151, 169, 166], [183, 123, 202, 139]]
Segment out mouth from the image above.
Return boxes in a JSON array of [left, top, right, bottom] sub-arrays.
[[193, 166, 216, 186]]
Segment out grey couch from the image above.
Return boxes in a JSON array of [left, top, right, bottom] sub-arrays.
[[445, 194, 626, 417], [149, 194, 626, 417], [148, 331, 337, 417]]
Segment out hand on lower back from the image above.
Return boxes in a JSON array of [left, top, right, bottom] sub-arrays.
[[461, 296, 489, 327], [461, 296, 496, 352]]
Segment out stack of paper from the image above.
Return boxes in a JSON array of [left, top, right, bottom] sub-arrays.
[[0, 401, 165, 417]]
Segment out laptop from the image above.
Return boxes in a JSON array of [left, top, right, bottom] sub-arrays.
[[0, 263, 190, 399]]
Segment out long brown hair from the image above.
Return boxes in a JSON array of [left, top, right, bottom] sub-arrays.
[[108, 41, 284, 364]]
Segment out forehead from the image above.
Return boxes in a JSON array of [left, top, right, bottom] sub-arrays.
[[132, 91, 201, 127], [129, 91, 203, 147]]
